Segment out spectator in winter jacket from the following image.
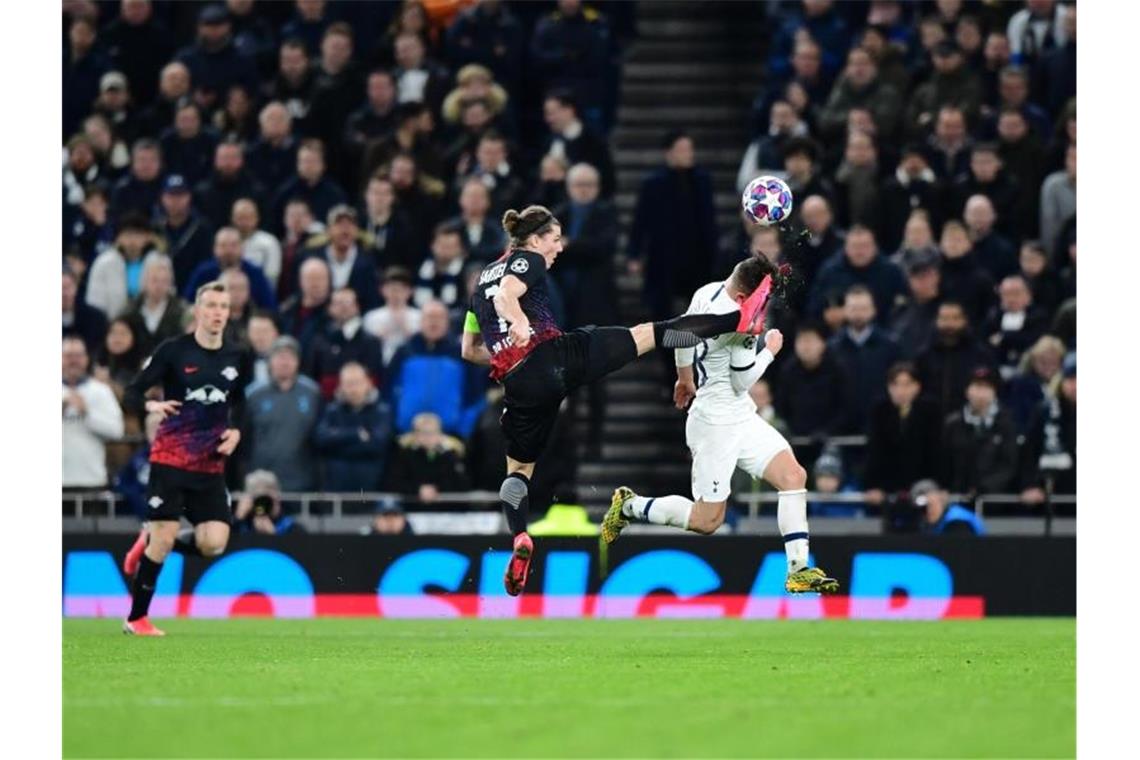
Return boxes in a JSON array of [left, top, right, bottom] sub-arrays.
[[298, 205, 380, 312], [832, 130, 881, 232], [916, 300, 997, 422], [159, 102, 219, 187], [63, 266, 108, 353], [386, 300, 486, 436], [938, 220, 995, 324], [1018, 240, 1064, 320], [1020, 352, 1076, 501], [244, 336, 322, 491], [154, 174, 216, 290], [828, 285, 902, 434], [552, 163, 620, 329], [781, 137, 834, 212], [530, 5, 612, 132], [907, 40, 983, 137], [314, 362, 393, 491], [983, 275, 1049, 381], [995, 108, 1046, 231], [414, 223, 468, 313], [278, 256, 331, 355], [446, 0, 526, 97], [448, 177, 508, 264], [63, 335, 125, 488], [950, 144, 1022, 241], [183, 227, 277, 310], [174, 4, 259, 111], [542, 91, 616, 199], [922, 106, 973, 181], [879, 145, 942, 253], [271, 139, 349, 237], [797, 195, 845, 293], [890, 246, 942, 357], [736, 100, 809, 194], [766, 0, 852, 82], [386, 411, 470, 508], [360, 173, 417, 273], [137, 61, 190, 139], [1040, 144, 1076, 259], [231, 199, 282, 289], [307, 24, 366, 181], [304, 288, 385, 400], [819, 46, 902, 143], [807, 226, 908, 327], [194, 139, 265, 227], [1002, 334, 1065, 435], [86, 213, 160, 320], [121, 254, 186, 357], [864, 361, 942, 503], [963, 195, 1018, 283], [246, 312, 279, 388], [942, 366, 1019, 496], [245, 102, 299, 201], [774, 322, 848, 442], [110, 139, 163, 219], [364, 266, 422, 367]]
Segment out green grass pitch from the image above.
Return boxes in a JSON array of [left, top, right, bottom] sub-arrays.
[[64, 618, 1074, 758]]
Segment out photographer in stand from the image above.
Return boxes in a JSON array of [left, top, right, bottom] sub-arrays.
[[232, 469, 304, 535]]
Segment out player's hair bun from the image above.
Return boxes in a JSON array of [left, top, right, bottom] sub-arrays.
[[502, 209, 521, 236]]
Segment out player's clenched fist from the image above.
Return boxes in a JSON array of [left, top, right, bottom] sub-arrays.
[[674, 378, 696, 410], [508, 319, 532, 348], [764, 329, 784, 356]]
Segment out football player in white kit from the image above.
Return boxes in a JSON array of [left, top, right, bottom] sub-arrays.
[[601, 269, 839, 594]]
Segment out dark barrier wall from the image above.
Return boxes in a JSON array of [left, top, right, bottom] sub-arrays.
[[63, 535, 1075, 619]]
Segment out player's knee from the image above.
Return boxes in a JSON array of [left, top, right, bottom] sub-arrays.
[[786, 464, 808, 491]]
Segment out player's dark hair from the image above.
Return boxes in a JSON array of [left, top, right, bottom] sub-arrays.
[[887, 361, 920, 385], [502, 205, 560, 248], [730, 255, 776, 296]]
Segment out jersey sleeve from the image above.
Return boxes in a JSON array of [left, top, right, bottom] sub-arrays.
[[463, 309, 481, 334], [503, 250, 546, 289], [123, 338, 174, 414], [228, 348, 254, 427]]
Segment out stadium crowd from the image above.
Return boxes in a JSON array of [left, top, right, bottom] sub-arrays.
[[62, 0, 1075, 523]]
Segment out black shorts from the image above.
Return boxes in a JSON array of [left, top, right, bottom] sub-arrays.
[[501, 326, 637, 462], [145, 463, 233, 525]]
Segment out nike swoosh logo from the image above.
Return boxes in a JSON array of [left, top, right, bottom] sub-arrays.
[[184, 366, 199, 374]]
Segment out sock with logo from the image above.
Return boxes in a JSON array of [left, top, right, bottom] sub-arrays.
[[499, 472, 530, 536], [128, 554, 162, 622], [623, 495, 693, 530], [171, 528, 203, 557], [777, 489, 810, 573]]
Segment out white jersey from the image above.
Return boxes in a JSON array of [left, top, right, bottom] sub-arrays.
[[674, 281, 765, 425]]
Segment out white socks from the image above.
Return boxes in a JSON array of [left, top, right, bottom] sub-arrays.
[[624, 494, 693, 530], [777, 489, 809, 573]]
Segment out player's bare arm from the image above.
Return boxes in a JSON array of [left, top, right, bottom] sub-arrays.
[[674, 365, 696, 410], [460, 330, 492, 366], [494, 274, 532, 347]]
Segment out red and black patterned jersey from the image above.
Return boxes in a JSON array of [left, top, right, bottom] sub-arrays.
[[125, 334, 253, 474], [470, 248, 562, 380]]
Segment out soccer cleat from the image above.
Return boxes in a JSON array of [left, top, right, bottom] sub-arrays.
[[122, 527, 148, 577], [601, 486, 635, 545], [735, 274, 773, 334], [785, 567, 840, 595], [503, 532, 534, 597], [122, 617, 165, 637]]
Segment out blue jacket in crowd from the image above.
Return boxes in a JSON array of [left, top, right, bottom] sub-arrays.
[[313, 392, 393, 491]]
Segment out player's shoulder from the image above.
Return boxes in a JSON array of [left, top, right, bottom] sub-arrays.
[[506, 248, 543, 273], [690, 280, 727, 306]]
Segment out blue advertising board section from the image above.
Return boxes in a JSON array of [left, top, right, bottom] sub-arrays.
[[63, 535, 1075, 618]]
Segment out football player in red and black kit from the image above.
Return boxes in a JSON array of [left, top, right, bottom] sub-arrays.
[[461, 205, 777, 595], [119, 281, 253, 635]]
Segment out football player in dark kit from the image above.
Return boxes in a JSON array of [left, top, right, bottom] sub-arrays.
[[461, 205, 777, 595], [120, 281, 252, 636]]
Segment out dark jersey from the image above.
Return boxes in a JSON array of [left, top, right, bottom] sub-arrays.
[[125, 334, 253, 475], [470, 248, 562, 380]]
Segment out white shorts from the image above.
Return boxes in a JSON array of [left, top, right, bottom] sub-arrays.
[[685, 414, 791, 502]]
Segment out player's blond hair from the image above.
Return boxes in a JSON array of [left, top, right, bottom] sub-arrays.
[[194, 281, 228, 304]]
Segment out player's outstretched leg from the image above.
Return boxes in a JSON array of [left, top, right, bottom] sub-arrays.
[[602, 487, 704, 543], [763, 451, 839, 594]]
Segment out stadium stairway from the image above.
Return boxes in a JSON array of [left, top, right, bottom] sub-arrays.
[[572, 1, 768, 509]]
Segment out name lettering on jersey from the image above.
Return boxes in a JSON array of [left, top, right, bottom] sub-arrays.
[[221, 366, 239, 381], [478, 262, 507, 285], [490, 325, 535, 355], [185, 385, 229, 404]]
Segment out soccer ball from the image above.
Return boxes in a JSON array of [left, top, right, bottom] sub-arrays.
[[742, 175, 794, 226]]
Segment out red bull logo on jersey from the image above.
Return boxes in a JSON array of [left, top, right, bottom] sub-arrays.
[[184, 385, 229, 404]]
